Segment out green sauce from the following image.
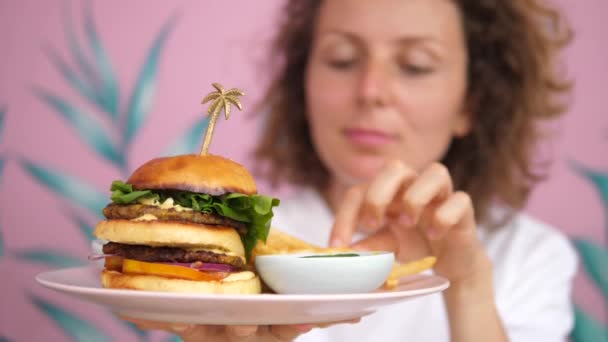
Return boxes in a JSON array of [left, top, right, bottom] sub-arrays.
[[301, 253, 360, 258]]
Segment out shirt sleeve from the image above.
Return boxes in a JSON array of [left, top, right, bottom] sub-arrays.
[[496, 231, 578, 342]]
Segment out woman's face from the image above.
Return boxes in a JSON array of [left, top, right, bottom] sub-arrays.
[[305, 0, 470, 186]]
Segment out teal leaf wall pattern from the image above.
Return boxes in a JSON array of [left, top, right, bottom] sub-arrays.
[[0, 105, 5, 133], [40, 6, 178, 177], [164, 116, 209, 156], [30, 294, 109, 342], [124, 14, 178, 146], [20, 160, 106, 219], [0, 107, 4, 259], [66, 210, 96, 242], [44, 47, 100, 113], [573, 239, 608, 298], [0, 107, 5, 179], [570, 160, 608, 341], [33, 89, 123, 167], [16, 250, 84, 268], [63, 4, 117, 119], [83, 2, 120, 119], [0, 230, 3, 258], [17, 4, 180, 342], [115, 318, 148, 342], [572, 308, 607, 342], [572, 162, 608, 212]]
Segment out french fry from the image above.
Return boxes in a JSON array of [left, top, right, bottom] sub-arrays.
[[252, 228, 324, 257], [253, 229, 363, 256], [384, 256, 437, 289]]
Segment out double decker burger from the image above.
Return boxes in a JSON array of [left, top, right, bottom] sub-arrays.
[[93, 154, 279, 294]]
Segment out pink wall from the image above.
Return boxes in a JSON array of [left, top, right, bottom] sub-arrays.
[[0, 1, 606, 341]]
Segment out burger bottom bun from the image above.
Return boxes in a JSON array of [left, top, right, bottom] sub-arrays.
[[101, 270, 261, 294]]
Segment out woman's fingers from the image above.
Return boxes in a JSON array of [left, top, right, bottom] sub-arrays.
[[120, 316, 242, 341], [350, 227, 398, 252], [267, 318, 360, 341], [428, 191, 475, 241], [352, 226, 430, 262], [362, 160, 417, 229], [119, 317, 215, 341], [119, 317, 361, 342], [268, 324, 313, 341], [316, 317, 362, 328], [118, 316, 191, 333], [331, 161, 466, 262], [329, 160, 417, 247], [225, 325, 260, 342], [179, 325, 218, 342], [329, 185, 365, 247], [402, 163, 453, 224]]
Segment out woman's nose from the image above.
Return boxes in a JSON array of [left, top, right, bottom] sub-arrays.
[[358, 60, 391, 108]]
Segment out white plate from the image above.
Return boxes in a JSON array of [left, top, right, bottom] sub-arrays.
[[36, 266, 449, 325]]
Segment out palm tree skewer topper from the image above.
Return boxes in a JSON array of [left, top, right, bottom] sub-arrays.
[[200, 83, 245, 155]]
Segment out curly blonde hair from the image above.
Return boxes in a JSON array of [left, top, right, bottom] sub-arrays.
[[254, 0, 573, 227]]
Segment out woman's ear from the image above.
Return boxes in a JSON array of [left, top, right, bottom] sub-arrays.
[[452, 110, 472, 137], [453, 96, 476, 137]]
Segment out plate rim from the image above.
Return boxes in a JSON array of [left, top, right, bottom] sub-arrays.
[[35, 266, 450, 302]]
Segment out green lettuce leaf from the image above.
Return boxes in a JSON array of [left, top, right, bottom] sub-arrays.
[[108, 180, 280, 259], [110, 180, 153, 204]]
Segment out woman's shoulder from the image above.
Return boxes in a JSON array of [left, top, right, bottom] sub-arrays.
[[484, 211, 578, 339], [482, 211, 577, 266], [269, 187, 333, 246], [272, 188, 327, 222], [482, 210, 578, 284]]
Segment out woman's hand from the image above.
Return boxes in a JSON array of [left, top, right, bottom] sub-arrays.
[[328, 160, 510, 341], [122, 317, 360, 342], [329, 160, 492, 284]]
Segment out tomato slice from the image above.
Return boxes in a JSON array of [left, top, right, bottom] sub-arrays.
[[121, 258, 228, 281]]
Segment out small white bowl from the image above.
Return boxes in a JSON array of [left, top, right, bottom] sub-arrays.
[[255, 251, 395, 294]]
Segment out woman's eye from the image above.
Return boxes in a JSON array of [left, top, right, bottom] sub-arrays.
[[327, 59, 356, 70], [401, 64, 434, 76]]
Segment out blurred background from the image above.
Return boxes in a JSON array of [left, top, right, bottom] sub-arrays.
[[0, 1, 606, 341]]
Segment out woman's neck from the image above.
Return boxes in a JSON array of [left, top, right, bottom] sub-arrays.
[[321, 180, 350, 215]]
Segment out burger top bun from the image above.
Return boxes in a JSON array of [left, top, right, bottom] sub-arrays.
[[127, 154, 257, 196]]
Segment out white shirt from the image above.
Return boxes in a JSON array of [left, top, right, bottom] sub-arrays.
[[271, 188, 578, 342]]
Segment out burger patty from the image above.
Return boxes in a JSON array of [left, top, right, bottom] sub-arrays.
[[102, 242, 245, 268], [103, 203, 247, 234]]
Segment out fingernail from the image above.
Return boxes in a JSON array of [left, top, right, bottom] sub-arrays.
[[295, 324, 314, 332], [427, 227, 441, 240], [330, 238, 343, 247], [170, 324, 193, 333], [368, 218, 380, 227], [398, 213, 412, 226], [232, 325, 258, 336], [351, 244, 369, 252]]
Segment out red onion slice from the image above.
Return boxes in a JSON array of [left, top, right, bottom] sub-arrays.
[[88, 254, 116, 261], [158, 261, 235, 272], [191, 262, 235, 273]]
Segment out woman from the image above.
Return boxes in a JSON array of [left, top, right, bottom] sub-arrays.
[[129, 0, 577, 340]]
